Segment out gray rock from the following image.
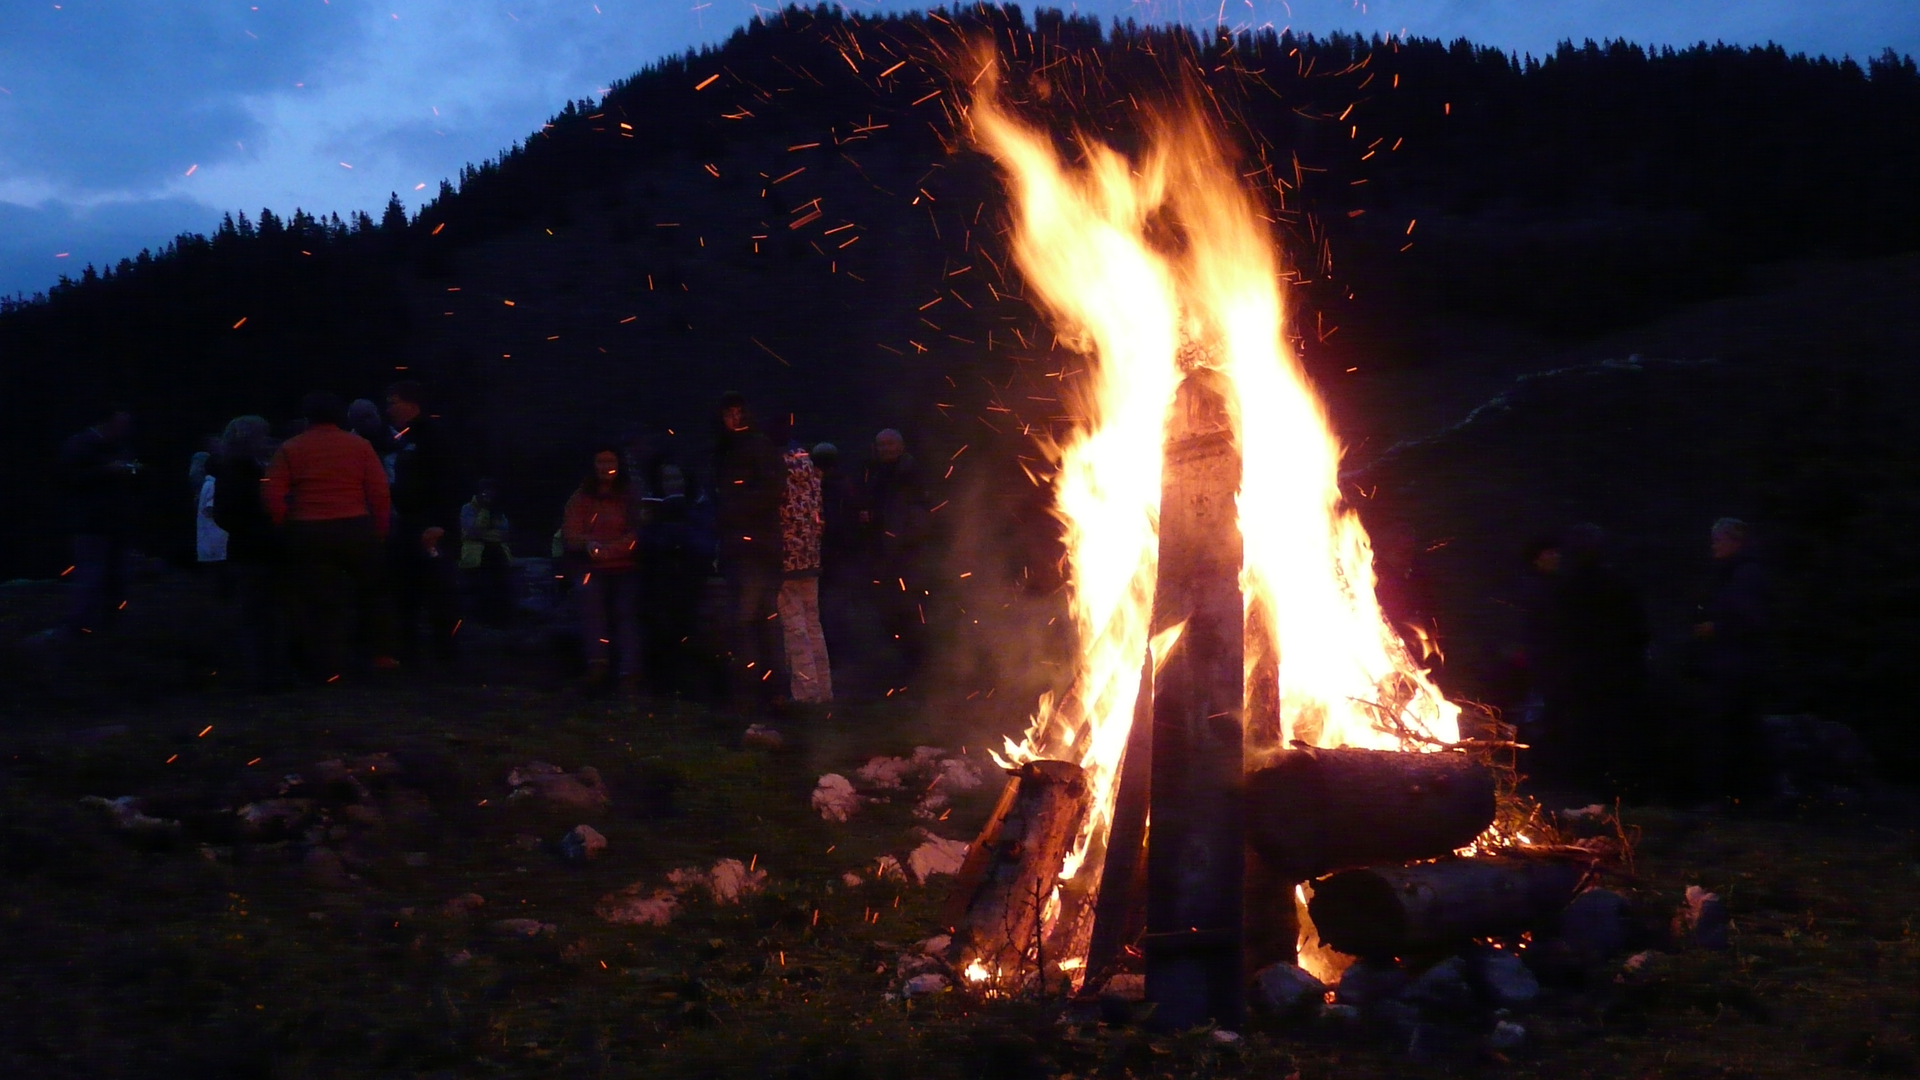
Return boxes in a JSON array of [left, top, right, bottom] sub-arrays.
[[1315, 1002, 1361, 1028], [1476, 952, 1540, 1007], [1551, 888, 1632, 959], [1489, 1019, 1527, 1050], [1334, 958, 1409, 1008], [490, 918, 556, 937], [902, 973, 949, 997], [560, 824, 607, 861], [1251, 962, 1327, 1016], [1675, 886, 1730, 949], [1405, 956, 1476, 1017]]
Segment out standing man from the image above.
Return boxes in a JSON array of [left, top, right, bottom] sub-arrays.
[[861, 428, 930, 686], [59, 404, 142, 638], [712, 391, 786, 712], [778, 439, 833, 703], [385, 380, 465, 665], [264, 392, 396, 676], [1694, 517, 1770, 803]]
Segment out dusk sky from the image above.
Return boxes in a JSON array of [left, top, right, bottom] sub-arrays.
[[3, 0, 1916, 299]]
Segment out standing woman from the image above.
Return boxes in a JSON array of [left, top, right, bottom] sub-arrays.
[[562, 448, 643, 695]]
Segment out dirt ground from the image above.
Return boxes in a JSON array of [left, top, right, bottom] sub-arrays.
[[1, 571, 1915, 1080]]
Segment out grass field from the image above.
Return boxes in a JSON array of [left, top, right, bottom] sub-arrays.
[[1, 574, 1915, 1079]]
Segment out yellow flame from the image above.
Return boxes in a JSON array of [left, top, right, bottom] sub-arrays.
[[972, 73, 1459, 956]]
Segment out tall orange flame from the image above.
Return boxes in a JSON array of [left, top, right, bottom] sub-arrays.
[[974, 74, 1460, 970]]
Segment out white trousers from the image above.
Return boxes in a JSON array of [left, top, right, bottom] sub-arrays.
[[777, 577, 833, 703]]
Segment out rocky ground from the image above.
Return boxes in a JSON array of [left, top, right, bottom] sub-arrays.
[[1, 572, 1915, 1079]]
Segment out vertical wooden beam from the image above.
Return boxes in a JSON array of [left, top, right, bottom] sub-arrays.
[[1145, 369, 1245, 1029]]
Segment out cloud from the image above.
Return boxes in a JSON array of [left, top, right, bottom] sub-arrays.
[[0, 0, 1913, 299]]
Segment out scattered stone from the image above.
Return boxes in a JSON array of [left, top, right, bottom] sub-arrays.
[[1333, 958, 1408, 1008], [80, 796, 181, 838], [441, 892, 486, 916], [1101, 973, 1146, 1000], [506, 762, 611, 812], [236, 798, 315, 837], [896, 951, 945, 980], [1210, 1029, 1242, 1046], [742, 724, 783, 749], [916, 934, 951, 956], [707, 858, 768, 903], [595, 887, 679, 926], [1675, 885, 1729, 949], [446, 949, 473, 967], [932, 756, 985, 793], [1251, 962, 1327, 1016], [1550, 887, 1633, 960], [1316, 1002, 1361, 1027], [841, 871, 864, 887], [811, 774, 862, 822], [1405, 957, 1476, 1017], [906, 832, 968, 883], [491, 918, 556, 937], [902, 972, 949, 998], [1619, 949, 1662, 976], [1489, 1019, 1527, 1050], [871, 855, 906, 882], [302, 846, 354, 889], [1476, 952, 1540, 1007], [857, 756, 914, 790], [560, 824, 607, 862], [912, 792, 950, 819]]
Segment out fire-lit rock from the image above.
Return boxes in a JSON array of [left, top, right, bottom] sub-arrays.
[[1251, 961, 1326, 1016]]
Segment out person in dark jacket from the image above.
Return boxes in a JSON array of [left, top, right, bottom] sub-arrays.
[[209, 415, 289, 688], [712, 392, 786, 711], [640, 460, 713, 695], [59, 404, 141, 637], [385, 380, 465, 664], [861, 428, 930, 685], [1693, 517, 1770, 802]]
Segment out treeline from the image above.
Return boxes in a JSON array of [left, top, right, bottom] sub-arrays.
[[2, 3, 1917, 576]]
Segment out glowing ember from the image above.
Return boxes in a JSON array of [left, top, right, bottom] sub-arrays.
[[973, 75, 1461, 972]]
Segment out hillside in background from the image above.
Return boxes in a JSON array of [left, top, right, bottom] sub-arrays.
[[2, 3, 1917, 763]]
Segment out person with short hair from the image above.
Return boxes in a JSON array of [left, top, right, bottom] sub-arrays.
[[1694, 517, 1770, 802], [385, 380, 465, 664], [210, 415, 288, 688], [712, 392, 786, 711], [459, 479, 514, 625], [59, 404, 140, 637], [861, 427, 930, 685], [264, 392, 397, 676]]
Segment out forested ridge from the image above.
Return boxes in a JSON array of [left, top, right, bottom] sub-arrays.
[[2, 2, 1918, 581]]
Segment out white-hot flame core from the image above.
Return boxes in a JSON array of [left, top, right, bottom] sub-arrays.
[[973, 81, 1460, 951]]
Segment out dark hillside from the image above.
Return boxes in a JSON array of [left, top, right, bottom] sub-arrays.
[[4, 4, 1917, 579]]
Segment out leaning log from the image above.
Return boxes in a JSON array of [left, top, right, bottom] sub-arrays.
[[1245, 747, 1495, 882], [947, 760, 1091, 990], [1306, 855, 1590, 958]]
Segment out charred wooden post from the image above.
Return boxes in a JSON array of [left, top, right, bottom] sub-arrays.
[[1245, 747, 1496, 881], [1145, 370, 1245, 1029], [948, 760, 1091, 989], [1079, 649, 1155, 990], [1306, 856, 1590, 958]]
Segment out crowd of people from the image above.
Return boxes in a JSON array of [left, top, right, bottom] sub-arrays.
[[58, 386, 932, 711]]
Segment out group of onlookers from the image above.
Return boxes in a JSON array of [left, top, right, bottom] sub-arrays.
[[60, 386, 931, 712]]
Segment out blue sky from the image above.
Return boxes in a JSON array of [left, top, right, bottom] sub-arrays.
[[2, 1, 1915, 299]]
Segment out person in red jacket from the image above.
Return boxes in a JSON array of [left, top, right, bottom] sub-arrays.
[[561, 448, 643, 695], [264, 391, 398, 676]]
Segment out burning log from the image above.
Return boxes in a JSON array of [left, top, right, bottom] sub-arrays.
[[1145, 369, 1246, 1028], [1306, 855, 1590, 958], [1245, 747, 1496, 882], [948, 760, 1091, 988], [1078, 650, 1154, 991]]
